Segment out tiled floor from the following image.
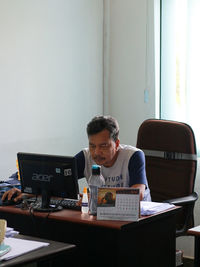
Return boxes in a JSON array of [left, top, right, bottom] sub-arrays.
[[183, 257, 193, 267]]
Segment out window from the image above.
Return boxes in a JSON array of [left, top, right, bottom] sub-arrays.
[[160, 0, 200, 152]]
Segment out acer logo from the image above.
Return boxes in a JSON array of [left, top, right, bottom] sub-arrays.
[[32, 173, 53, 182]]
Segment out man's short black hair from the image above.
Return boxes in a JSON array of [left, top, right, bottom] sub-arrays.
[[87, 115, 119, 141]]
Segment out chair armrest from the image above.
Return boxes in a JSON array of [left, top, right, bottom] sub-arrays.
[[164, 192, 198, 206]]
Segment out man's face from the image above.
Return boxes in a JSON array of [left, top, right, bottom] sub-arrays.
[[88, 129, 119, 167]]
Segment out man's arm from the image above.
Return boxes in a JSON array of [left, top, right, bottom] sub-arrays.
[[75, 151, 85, 179], [128, 150, 149, 201]]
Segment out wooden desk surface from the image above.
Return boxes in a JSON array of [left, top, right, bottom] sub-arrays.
[[0, 204, 180, 230], [0, 234, 76, 267], [0, 204, 180, 267], [188, 225, 200, 236]]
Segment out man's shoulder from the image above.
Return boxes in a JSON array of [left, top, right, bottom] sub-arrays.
[[82, 148, 94, 164], [118, 145, 142, 163], [119, 144, 141, 153], [82, 147, 89, 156]]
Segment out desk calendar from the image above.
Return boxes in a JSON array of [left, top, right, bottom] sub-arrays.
[[97, 187, 140, 221]]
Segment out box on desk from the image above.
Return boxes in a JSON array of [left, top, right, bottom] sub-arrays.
[[97, 187, 140, 221]]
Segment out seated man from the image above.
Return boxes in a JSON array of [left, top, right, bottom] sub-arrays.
[[2, 115, 151, 202]]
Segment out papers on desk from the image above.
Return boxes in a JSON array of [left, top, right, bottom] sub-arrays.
[[0, 227, 18, 257], [0, 237, 49, 261], [141, 201, 175, 216], [0, 179, 21, 188], [0, 226, 49, 262], [5, 227, 19, 238]]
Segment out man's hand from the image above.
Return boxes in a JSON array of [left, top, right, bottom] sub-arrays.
[[1, 188, 22, 202], [131, 184, 145, 201]]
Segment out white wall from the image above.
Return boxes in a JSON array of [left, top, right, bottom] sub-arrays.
[[0, 0, 103, 178], [104, 0, 158, 146]]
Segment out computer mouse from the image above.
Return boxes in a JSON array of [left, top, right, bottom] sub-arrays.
[[1, 192, 21, 206]]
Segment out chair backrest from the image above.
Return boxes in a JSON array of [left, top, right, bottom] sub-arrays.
[[136, 119, 197, 201], [136, 119, 197, 234]]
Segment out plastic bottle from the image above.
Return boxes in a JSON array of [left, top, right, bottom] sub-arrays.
[[88, 165, 105, 215], [81, 187, 89, 214]]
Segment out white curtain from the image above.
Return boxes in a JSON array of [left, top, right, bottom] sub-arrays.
[[161, 0, 200, 151]]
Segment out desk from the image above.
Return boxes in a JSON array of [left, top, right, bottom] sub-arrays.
[[0, 205, 180, 267], [188, 225, 200, 267], [1, 234, 76, 267]]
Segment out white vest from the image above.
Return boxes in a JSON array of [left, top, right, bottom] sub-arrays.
[[83, 144, 140, 187]]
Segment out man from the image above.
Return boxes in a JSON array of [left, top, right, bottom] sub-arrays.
[[76, 115, 151, 201], [2, 115, 151, 202]]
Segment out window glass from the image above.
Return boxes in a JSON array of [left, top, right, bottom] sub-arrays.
[[161, 0, 200, 153]]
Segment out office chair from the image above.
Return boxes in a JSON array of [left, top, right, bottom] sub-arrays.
[[136, 119, 198, 237]]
